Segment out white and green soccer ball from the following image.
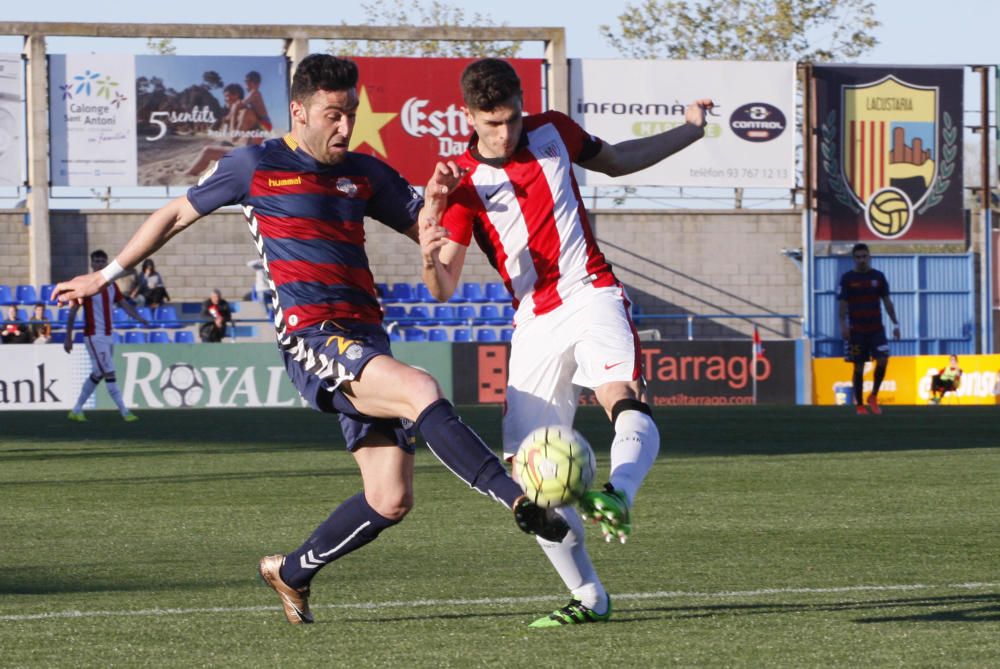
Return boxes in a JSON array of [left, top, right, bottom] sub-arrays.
[[513, 425, 596, 509]]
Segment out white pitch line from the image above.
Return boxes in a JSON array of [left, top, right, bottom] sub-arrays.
[[1, 582, 997, 623]]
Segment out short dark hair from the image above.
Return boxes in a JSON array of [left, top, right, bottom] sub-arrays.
[[245, 70, 261, 84], [223, 83, 245, 99], [851, 243, 870, 255], [90, 249, 107, 261], [460, 58, 522, 111], [291, 54, 358, 103]]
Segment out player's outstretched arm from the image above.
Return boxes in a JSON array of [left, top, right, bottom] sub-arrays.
[[54, 196, 203, 305], [582, 98, 715, 177], [416, 161, 467, 302]]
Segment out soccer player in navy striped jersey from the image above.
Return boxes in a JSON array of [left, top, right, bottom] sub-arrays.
[[53, 54, 567, 625], [838, 243, 901, 415]]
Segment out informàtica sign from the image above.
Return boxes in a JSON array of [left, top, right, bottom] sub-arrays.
[[48, 55, 288, 187], [350, 57, 544, 185], [569, 59, 796, 188], [813, 65, 964, 242], [0, 54, 23, 187]]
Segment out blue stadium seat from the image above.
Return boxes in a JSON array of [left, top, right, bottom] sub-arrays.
[[39, 284, 56, 304], [73, 331, 84, 343], [478, 304, 505, 325], [389, 282, 419, 303], [174, 330, 195, 344], [229, 301, 241, 314], [149, 331, 171, 344], [461, 282, 488, 303], [112, 332, 123, 344], [389, 330, 402, 342], [485, 282, 509, 303], [113, 307, 135, 329], [453, 328, 472, 342], [384, 305, 407, 322], [155, 305, 181, 328], [457, 305, 477, 324], [56, 307, 80, 327], [407, 305, 434, 324], [125, 331, 149, 344], [37, 308, 53, 322], [136, 307, 153, 324], [416, 283, 435, 302], [50, 331, 67, 344], [500, 328, 514, 342], [375, 282, 390, 301], [433, 305, 460, 325], [0, 285, 14, 305], [404, 328, 428, 342], [502, 305, 516, 321], [428, 328, 449, 342], [475, 328, 498, 342], [7, 307, 25, 321], [15, 285, 38, 305]]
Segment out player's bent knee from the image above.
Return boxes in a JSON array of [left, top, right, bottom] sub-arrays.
[[367, 491, 413, 521]]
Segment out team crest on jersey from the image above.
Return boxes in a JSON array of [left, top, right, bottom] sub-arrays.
[[537, 142, 561, 160], [336, 177, 359, 197]]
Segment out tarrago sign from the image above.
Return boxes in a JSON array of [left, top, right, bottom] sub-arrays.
[[452, 340, 797, 406], [813, 354, 1000, 405]]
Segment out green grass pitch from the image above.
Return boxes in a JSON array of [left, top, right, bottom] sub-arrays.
[[1, 405, 998, 667]]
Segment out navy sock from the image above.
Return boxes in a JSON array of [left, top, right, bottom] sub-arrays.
[[416, 399, 523, 508], [280, 493, 399, 589]]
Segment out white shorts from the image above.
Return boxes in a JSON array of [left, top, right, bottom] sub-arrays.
[[502, 286, 641, 457], [84, 335, 116, 377]]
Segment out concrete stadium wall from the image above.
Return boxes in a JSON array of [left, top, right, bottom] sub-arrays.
[[0, 207, 804, 339]]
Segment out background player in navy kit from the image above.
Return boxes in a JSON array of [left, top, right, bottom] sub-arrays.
[[53, 54, 566, 625], [838, 243, 901, 415]]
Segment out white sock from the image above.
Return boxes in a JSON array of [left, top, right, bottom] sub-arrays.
[[106, 381, 129, 415], [536, 505, 607, 613], [73, 377, 98, 413], [608, 410, 660, 505]]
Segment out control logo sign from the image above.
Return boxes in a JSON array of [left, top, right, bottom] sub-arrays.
[[729, 103, 786, 142]]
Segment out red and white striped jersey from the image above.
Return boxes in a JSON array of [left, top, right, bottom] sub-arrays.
[[441, 111, 618, 323], [82, 283, 122, 336]]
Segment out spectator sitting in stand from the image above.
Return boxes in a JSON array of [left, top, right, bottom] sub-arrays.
[[199, 288, 233, 342], [2, 304, 31, 344], [28, 303, 52, 344], [130, 258, 170, 309], [929, 355, 963, 404]]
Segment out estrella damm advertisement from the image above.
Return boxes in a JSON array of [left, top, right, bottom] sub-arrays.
[[813, 354, 1000, 405], [813, 66, 964, 242]]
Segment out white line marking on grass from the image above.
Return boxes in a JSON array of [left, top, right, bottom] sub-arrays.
[[2, 581, 997, 623]]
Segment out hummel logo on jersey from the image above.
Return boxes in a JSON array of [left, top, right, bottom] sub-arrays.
[[604, 361, 627, 370], [485, 185, 504, 200]]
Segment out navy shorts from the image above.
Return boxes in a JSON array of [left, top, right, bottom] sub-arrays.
[[282, 321, 416, 453], [845, 330, 890, 363]]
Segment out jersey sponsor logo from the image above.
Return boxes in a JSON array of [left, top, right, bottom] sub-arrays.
[[267, 176, 303, 188], [336, 177, 359, 197], [324, 334, 360, 356]]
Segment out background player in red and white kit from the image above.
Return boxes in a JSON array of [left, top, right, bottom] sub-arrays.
[[64, 249, 149, 422], [54, 54, 567, 626], [420, 58, 712, 627]]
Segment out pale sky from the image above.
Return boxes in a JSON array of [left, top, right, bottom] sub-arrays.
[[3, 0, 999, 65]]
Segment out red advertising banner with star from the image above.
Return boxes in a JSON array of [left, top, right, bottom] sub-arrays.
[[348, 57, 544, 185]]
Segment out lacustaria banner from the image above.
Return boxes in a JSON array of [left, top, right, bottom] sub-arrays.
[[0, 54, 23, 187], [349, 57, 543, 184], [569, 59, 796, 188], [813, 65, 964, 242], [48, 55, 288, 187]]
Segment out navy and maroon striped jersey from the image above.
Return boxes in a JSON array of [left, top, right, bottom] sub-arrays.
[[837, 269, 890, 334], [187, 135, 422, 341]]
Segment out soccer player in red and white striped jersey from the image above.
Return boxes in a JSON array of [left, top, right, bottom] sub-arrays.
[[64, 249, 149, 422], [421, 58, 712, 627]]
